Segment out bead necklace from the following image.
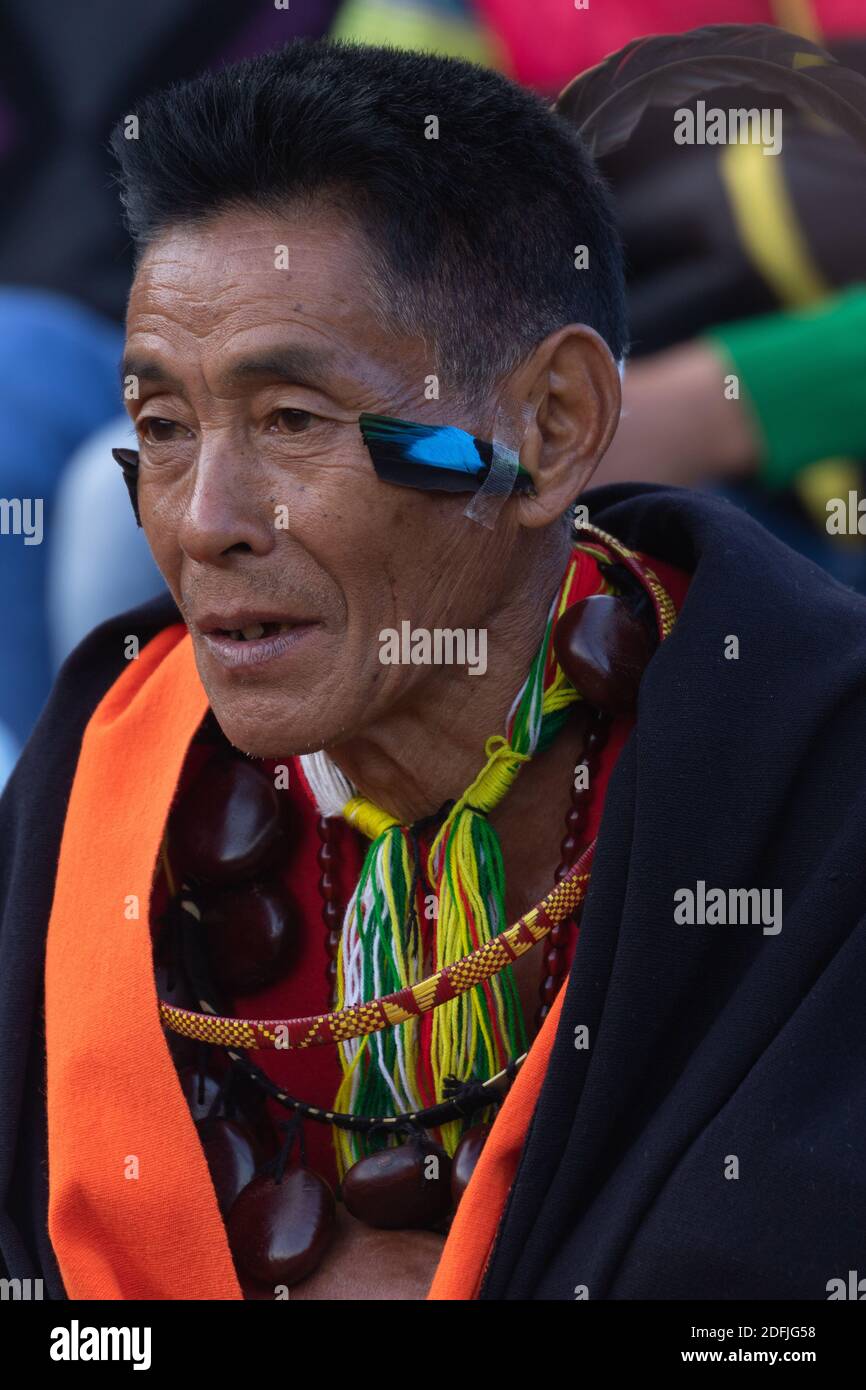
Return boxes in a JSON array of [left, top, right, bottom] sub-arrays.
[[158, 725, 603, 1292], [315, 815, 342, 1005], [536, 705, 609, 1029]]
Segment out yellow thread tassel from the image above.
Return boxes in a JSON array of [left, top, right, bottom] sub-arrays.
[[343, 796, 400, 841]]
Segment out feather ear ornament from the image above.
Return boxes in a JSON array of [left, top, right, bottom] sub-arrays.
[[555, 22, 866, 158]]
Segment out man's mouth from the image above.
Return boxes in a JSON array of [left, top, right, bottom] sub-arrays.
[[214, 620, 298, 642], [195, 611, 321, 670]]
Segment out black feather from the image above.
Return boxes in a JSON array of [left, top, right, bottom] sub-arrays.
[[556, 23, 866, 158]]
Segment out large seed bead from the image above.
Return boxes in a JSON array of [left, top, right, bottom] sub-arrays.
[[227, 1169, 336, 1287], [342, 1134, 452, 1230], [553, 595, 656, 715], [170, 756, 285, 884], [198, 880, 299, 995], [197, 1117, 260, 1218], [451, 1124, 491, 1205]]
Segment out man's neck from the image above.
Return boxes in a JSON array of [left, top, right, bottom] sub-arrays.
[[325, 544, 582, 922]]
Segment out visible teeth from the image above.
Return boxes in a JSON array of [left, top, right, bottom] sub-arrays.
[[221, 621, 295, 642]]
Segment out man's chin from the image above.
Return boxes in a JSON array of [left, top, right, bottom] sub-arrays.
[[191, 632, 345, 757], [204, 692, 344, 762]]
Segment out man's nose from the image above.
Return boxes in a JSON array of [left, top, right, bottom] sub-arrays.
[[177, 442, 276, 563]]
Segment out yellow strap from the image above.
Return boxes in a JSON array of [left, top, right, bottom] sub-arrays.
[[769, 0, 821, 43], [719, 140, 828, 309], [719, 77, 861, 536]]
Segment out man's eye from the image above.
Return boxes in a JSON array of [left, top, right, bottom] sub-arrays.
[[138, 417, 188, 444], [271, 408, 314, 434]]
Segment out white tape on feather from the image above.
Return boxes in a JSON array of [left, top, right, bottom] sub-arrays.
[[463, 438, 520, 528], [463, 399, 534, 529]]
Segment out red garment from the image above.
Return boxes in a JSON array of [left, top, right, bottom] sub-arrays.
[[475, 0, 866, 93]]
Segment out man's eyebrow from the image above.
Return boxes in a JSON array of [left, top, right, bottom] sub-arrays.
[[119, 356, 187, 395], [222, 345, 336, 389], [118, 345, 337, 397]]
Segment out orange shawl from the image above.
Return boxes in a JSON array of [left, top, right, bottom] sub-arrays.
[[44, 626, 558, 1299]]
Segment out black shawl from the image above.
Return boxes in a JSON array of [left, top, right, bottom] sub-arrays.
[[3, 485, 865, 1300]]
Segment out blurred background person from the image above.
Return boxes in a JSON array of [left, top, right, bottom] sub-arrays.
[[594, 23, 866, 588]]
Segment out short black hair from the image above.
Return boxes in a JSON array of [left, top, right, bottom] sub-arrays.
[[110, 39, 627, 400]]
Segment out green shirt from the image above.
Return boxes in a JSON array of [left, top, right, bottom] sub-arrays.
[[707, 286, 866, 490]]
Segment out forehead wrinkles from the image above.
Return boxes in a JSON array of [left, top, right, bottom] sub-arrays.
[[133, 220, 364, 308], [124, 214, 421, 403], [128, 247, 366, 357]]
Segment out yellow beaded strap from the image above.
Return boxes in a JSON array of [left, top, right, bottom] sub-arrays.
[[159, 843, 593, 1050]]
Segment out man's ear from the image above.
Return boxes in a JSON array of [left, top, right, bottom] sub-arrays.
[[510, 325, 622, 529]]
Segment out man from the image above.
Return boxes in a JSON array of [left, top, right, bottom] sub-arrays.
[[1, 39, 865, 1302]]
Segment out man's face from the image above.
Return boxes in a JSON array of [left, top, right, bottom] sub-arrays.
[[123, 204, 515, 757]]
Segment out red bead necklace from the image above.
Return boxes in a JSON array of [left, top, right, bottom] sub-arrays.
[[315, 815, 342, 1004], [159, 711, 607, 1295], [536, 706, 610, 1029]]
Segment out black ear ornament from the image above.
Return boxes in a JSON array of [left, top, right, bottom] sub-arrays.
[[112, 447, 142, 528]]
